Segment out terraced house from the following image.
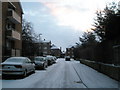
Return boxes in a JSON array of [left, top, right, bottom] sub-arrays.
[[0, 0, 23, 61]]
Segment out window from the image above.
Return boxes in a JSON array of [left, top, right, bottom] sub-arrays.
[[11, 41, 15, 49], [39, 47, 41, 49], [6, 21, 16, 30], [44, 47, 47, 50], [43, 51, 47, 54], [6, 40, 10, 49]]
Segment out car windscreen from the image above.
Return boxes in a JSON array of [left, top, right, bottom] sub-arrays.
[[5, 58, 25, 63], [35, 58, 44, 61]]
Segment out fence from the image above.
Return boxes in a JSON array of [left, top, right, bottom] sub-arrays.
[[80, 59, 120, 81]]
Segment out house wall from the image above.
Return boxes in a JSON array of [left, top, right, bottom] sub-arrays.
[[66, 48, 74, 58], [51, 49, 61, 58], [1, 2, 22, 61], [42, 42, 51, 56], [34, 41, 51, 56]]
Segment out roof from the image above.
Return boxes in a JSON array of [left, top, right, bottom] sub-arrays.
[[42, 40, 51, 43], [51, 46, 60, 50]]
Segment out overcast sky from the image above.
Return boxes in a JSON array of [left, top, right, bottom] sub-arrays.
[[20, 0, 119, 51]]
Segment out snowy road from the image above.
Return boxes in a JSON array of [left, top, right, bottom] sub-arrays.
[[1, 58, 119, 88]]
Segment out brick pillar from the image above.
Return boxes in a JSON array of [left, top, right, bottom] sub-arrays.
[[113, 45, 120, 65]]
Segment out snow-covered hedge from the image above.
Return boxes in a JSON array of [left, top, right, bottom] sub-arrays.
[[80, 59, 120, 81]]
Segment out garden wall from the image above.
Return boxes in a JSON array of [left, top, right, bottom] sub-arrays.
[[80, 59, 120, 81]]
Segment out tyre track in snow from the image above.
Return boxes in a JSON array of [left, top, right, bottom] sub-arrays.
[[71, 61, 88, 88]]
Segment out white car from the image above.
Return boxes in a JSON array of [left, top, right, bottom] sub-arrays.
[[2, 57, 35, 77]]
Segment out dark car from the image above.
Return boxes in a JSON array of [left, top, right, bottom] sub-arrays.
[[45, 56, 54, 65], [34, 56, 47, 69], [65, 56, 70, 61]]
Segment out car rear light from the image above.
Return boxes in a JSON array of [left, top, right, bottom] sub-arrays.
[[14, 65, 22, 68]]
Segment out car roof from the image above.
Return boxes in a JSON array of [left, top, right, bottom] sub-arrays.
[[35, 56, 44, 58], [8, 57, 27, 59]]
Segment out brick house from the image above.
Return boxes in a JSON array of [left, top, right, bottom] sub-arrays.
[[51, 45, 61, 58], [34, 40, 51, 56], [0, 0, 23, 61], [66, 46, 74, 58]]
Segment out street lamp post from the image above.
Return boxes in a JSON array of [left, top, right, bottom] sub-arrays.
[[39, 34, 42, 42], [38, 34, 42, 56]]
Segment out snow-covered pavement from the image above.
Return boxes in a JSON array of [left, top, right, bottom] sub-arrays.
[[1, 58, 119, 88]]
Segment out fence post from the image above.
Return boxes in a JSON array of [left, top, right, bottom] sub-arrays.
[[113, 45, 120, 65]]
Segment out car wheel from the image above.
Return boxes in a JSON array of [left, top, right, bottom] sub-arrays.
[[23, 70, 27, 77], [33, 68, 35, 73], [43, 64, 45, 70]]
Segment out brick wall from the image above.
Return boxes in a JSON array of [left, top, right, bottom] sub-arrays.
[[80, 59, 120, 81]]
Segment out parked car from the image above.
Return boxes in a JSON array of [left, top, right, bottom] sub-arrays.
[[45, 56, 53, 65], [34, 56, 47, 69], [65, 56, 71, 61], [1, 57, 35, 77], [45, 55, 54, 65]]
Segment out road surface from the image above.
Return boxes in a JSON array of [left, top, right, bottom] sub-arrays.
[[1, 58, 119, 88]]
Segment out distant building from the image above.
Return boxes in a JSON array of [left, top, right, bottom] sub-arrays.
[[0, 1, 23, 61], [51, 45, 61, 58], [34, 40, 51, 56], [41, 40, 51, 56], [60, 51, 65, 58], [66, 46, 74, 58]]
